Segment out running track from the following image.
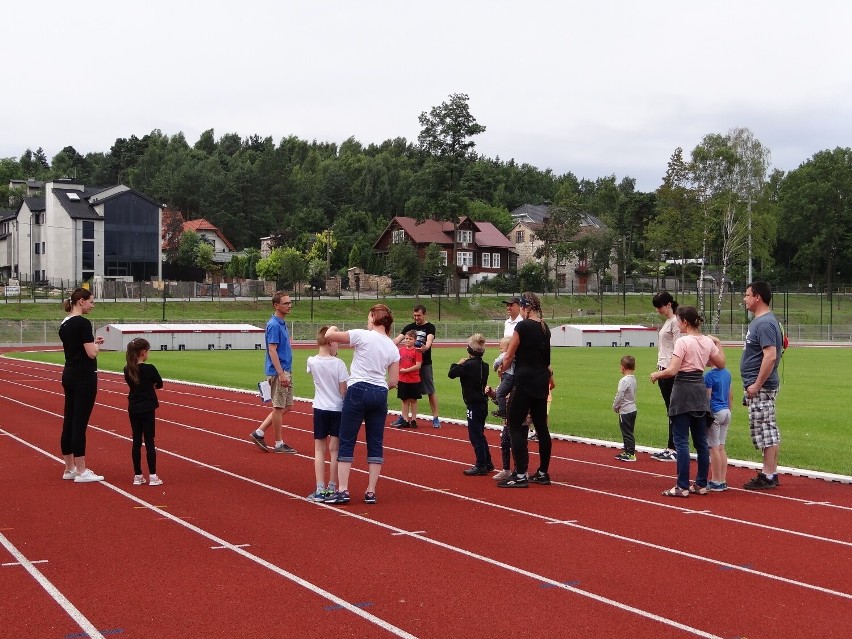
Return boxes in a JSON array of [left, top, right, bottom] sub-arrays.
[[1, 353, 850, 639]]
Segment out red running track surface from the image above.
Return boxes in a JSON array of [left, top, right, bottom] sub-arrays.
[[0, 355, 850, 639]]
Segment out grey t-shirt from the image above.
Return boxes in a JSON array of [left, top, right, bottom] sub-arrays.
[[740, 312, 783, 390]]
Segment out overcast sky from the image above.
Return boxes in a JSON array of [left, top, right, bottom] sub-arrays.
[[3, 0, 851, 192]]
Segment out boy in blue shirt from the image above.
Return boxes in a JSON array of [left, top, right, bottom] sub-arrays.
[[705, 366, 733, 491]]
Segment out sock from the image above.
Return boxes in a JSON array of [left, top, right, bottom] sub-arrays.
[[316, 483, 324, 491], [517, 473, 527, 479], [275, 441, 283, 448], [327, 482, 336, 492], [765, 473, 776, 480], [254, 429, 264, 438]]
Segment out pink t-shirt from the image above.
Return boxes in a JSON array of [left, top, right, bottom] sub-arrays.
[[672, 334, 719, 372]]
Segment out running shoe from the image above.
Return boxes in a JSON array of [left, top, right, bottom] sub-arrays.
[[73, 469, 104, 483], [273, 442, 296, 453], [250, 431, 270, 452], [133, 474, 146, 485], [615, 452, 637, 462], [148, 474, 163, 486]]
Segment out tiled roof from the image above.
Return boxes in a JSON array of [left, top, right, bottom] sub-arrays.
[[381, 216, 514, 249], [183, 218, 235, 251]]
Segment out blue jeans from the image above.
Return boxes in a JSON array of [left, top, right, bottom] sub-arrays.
[[466, 402, 492, 469], [338, 382, 388, 464], [671, 411, 710, 489]]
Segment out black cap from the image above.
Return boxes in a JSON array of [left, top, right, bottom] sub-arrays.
[[503, 297, 521, 305]]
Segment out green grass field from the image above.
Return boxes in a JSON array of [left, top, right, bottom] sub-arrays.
[[11, 345, 849, 476]]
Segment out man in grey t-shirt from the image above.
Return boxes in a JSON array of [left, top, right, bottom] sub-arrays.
[[740, 282, 784, 490]]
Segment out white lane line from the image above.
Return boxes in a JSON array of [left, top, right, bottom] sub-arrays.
[[0, 432, 417, 639], [3, 559, 48, 566], [3, 374, 852, 551], [0, 532, 106, 639], [1, 429, 724, 639]]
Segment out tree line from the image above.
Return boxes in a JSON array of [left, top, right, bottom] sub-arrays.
[[2, 94, 850, 311]]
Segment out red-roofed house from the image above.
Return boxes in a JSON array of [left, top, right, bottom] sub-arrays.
[[162, 208, 236, 264], [374, 216, 516, 290]]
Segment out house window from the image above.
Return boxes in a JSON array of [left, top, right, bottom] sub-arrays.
[[492, 253, 501, 269], [82, 241, 95, 270], [34, 213, 45, 225], [41, 242, 46, 254], [515, 230, 525, 243], [439, 250, 448, 266], [456, 229, 473, 245], [34, 242, 41, 255], [392, 229, 405, 244], [82, 221, 94, 240], [481, 253, 491, 268], [456, 251, 473, 267]]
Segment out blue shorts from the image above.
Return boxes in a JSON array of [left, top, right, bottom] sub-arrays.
[[313, 408, 341, 440]]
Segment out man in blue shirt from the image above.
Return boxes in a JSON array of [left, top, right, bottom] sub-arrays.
[[250, 291, 296, 453]]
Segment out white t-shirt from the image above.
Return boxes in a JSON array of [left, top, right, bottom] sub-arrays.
[[504, 314, 522, 338], [347, 329, 400, 389], [307, 354, 349, 411], [657, 316, 681, 368]]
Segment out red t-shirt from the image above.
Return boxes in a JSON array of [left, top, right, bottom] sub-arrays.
[[398, 345, 422, 383]]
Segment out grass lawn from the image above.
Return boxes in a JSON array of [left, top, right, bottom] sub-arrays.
[[11, 344, 849, 476]]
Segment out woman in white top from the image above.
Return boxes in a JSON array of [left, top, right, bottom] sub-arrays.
[[651, 306, 726, 497], [650, 291, 681, 461], [324, 304, 400, 505]]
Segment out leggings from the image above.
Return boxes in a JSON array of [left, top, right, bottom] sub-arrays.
[[130, 411, 157, 475], [658, 376, 675, 449], [507, 385, 551, 475], [61, 370, 98, 457]]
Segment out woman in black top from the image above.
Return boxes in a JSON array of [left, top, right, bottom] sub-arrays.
[[59, 288, 105, 483], [124, 338, 164, 486], [497, 292, 553, 488]]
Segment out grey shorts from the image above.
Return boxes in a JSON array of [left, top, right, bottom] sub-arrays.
[[419, 364, 435, 395], [707, 408, 731, 447], [747, 388, 780, 449]]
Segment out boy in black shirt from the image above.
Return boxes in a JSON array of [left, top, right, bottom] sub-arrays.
[[449, 333, 493, 475]]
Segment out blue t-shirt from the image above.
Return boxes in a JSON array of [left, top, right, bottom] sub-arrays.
[[264, 314, 292, 376], [704, 368, 732, 413], [740, 312, 783, 389]]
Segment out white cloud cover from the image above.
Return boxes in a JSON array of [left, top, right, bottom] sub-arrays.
[[2, 0, 850, 191]]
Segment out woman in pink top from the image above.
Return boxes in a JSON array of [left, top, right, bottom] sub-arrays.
[[651, 306, 726, 497]]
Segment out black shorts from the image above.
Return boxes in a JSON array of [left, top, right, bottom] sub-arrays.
[[397, 381, 422, 400], [313, 408, 341, 439]]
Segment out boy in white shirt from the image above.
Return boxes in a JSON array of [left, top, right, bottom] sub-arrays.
[[306, 327, 349, 501]]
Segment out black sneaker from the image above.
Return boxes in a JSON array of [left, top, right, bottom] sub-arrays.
[[364, 491, 377, 504], [743, 472, 776, 490], [396, 421, 411, 429], [273, 442, 296, 453], [463, 466, 488, 476], [325, 490, 350, 504], [409, 420, 419, 429], [250, 432, 269, 452], [497, 472, 529, 488], [491, 410, 507, 418], [486, 463, 495, 472], [390, 416, 406, 427], [529, 470, 551, 485]]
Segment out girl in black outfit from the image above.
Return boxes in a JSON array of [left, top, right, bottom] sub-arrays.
[[497, 292, 553, 488], [124, 338, 164, 486], [59, 288, 105, 483]]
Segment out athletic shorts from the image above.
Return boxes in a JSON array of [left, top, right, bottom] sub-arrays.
[[269, 373, 294, 408], [397, 381, 422, 400], [747, 388, 780, 450], [313, 408, 341, 439], [419, 364, 435, 395], [707, 408, 731, 448]]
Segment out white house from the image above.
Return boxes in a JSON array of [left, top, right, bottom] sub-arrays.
[[0, 179, 162, 284]]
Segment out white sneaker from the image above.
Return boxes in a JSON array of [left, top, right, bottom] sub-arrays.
[[493, 469, 512, 481], [62, 469, 77, 481], [133, 474, 146, 485], [148, 474, 163, 486], [73, 469, 104, 483]]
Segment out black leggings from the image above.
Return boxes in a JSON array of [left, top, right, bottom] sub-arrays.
[[61, 371, 98, 457], [507, 386, 551, 475], [658, 376, 675, 449], [130, 411, 157, 475]]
